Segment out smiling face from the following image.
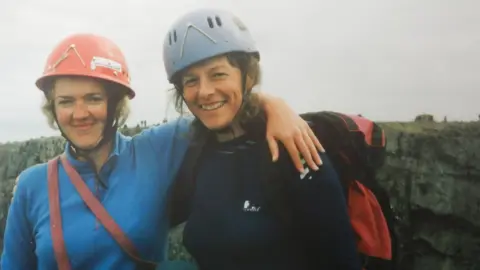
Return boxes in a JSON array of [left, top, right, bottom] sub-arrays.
[[52, 77, 108, 150], [181, 55, 244, 131]]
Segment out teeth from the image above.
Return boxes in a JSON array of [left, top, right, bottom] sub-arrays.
[[200, 101, 225, 111]]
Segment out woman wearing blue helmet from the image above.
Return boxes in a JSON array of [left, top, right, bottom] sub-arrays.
[[164, 9, 361, 270]]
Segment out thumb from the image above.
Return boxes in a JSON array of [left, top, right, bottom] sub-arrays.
[[267, 135, 279, 162]]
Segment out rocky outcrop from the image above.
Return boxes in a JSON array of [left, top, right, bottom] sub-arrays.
[[0, 121, 479, 269], [379, 121, 480, 270], [0, 137, 65, 238]]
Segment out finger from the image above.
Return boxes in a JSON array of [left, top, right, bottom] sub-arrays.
[[296, 132, 319, 171], [284, 140, 304, 173], [292, 131, 312, 172], [266, 135, 279, 162], [303, 129, 322, 167], [306, 125, 325, 153], [303, 125, 323, 164]]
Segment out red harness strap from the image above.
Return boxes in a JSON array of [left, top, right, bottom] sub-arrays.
[[47, 155, 158, 270], [48, 158, 71, 270]]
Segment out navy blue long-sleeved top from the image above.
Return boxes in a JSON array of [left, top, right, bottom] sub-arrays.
[[180, 132, 361, 270]]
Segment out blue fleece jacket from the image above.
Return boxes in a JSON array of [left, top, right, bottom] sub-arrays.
[[1, 119, 191, 270]]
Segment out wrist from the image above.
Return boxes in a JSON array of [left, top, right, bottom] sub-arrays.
[[259, 92, 282, 113]]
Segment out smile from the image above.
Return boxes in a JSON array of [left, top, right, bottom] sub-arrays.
[[200, 101, 226, 111], [73, 124, 94, 130]]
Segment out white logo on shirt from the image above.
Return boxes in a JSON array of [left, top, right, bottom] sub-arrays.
[[243, 200, 261, 212], [299, 158, 312, 180]]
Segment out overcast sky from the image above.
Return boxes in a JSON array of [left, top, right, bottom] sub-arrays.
[[0, 0, 478, 142]]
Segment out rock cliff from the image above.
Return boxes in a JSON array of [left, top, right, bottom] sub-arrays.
[[0, 120, 478, 270]]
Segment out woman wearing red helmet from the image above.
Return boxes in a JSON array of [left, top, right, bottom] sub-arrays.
[[1, 33, 324, 270]]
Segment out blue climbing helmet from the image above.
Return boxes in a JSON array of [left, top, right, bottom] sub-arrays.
[[163, 8, 260, 83]]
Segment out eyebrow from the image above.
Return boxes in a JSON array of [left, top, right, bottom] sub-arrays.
[[55, 93, 103, 99], [183, 64, 228, 78], [209, 64, 227, 71], [55, 96, 73, 99]]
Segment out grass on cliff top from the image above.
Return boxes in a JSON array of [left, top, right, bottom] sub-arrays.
[[379, 121, 479, 134]]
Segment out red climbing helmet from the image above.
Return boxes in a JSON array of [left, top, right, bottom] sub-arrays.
[[35, 33, 135, 99]]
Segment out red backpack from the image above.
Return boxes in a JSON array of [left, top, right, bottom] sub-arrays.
[[301, 111, 398, 270]]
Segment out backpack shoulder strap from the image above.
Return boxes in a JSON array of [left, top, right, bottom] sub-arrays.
[[168, 134, 208, 228], [259, 140, 300, 227], [48, 155, 158, 270]]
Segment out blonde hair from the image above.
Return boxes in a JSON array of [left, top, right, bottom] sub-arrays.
[[41, 77, 131, 130]]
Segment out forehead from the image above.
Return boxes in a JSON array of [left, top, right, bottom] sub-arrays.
[[53, 77, 105, 97], [184, 56, 232, 75]]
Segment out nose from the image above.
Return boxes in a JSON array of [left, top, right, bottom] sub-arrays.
[[197, 78, 215, 99], [72, 101, 90, 120]]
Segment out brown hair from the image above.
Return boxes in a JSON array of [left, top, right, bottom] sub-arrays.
[[171, 52, 263, 139], [41, 77, 131, 130]]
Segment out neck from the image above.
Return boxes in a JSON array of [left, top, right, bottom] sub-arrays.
[[73, 141, 112, 172], [215, 122, 245, 142]]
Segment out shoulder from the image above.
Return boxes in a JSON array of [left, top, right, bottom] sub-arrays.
[[140, 117, 192, 137], [132, 117, 192, 145], [127, 117, 193, 164], [11, 162, 49, 201], [303, 152, 338, 180], [281, 151, 340, 187]]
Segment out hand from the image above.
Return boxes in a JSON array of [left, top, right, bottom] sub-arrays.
[[261, 94, 325, 172]]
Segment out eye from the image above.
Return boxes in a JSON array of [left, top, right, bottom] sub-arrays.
[[86, 95, 104, 103], [183, 78, 198, 87], [213, 72, 227, 78], [57, 99, 72, 105]]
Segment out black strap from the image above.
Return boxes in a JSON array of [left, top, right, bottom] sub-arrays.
[[168, 134, 208, 228]]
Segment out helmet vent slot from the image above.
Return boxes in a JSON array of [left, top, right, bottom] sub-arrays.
[[207, 17, 214, 28], [215, 16, 222, 27]]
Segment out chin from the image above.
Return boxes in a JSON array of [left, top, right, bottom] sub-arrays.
[[202, 120, 231, 131], [68, 135, 102, 150], [71, 142, 99, 150]]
